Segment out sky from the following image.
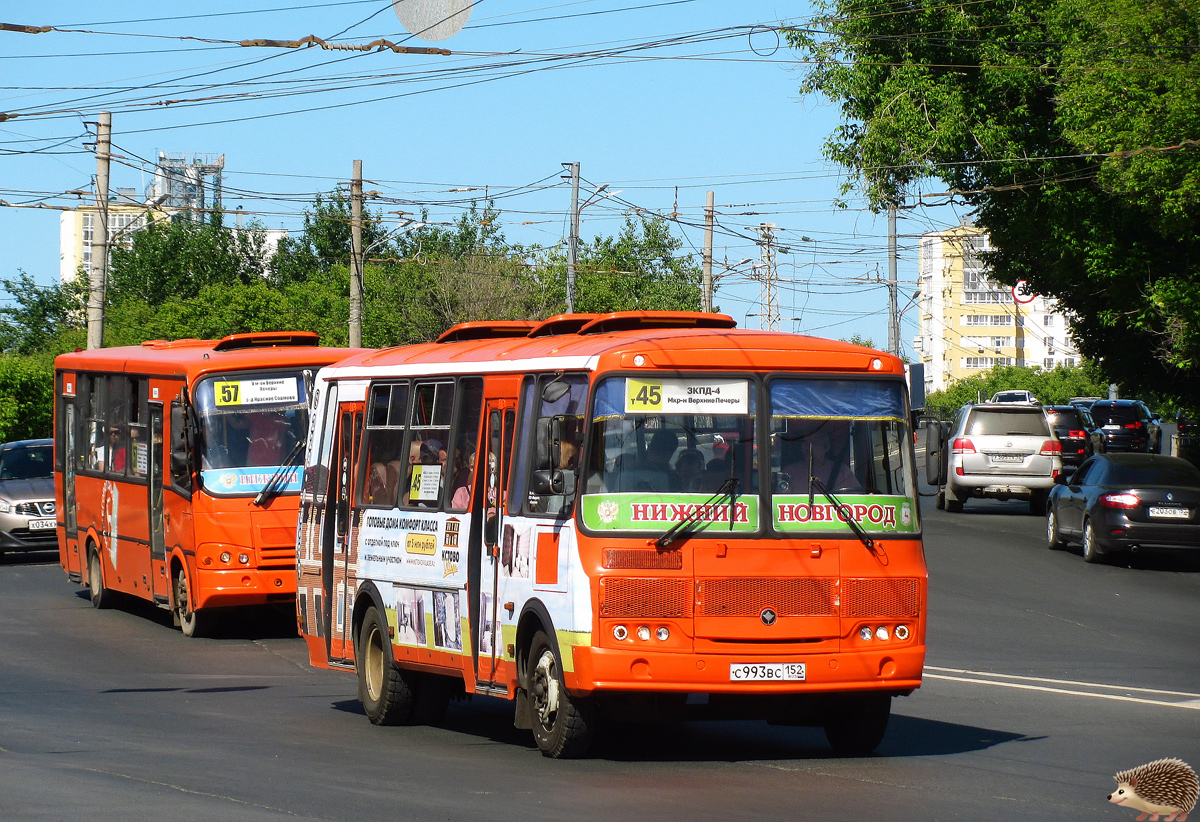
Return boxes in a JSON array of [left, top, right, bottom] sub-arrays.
[[0, 0, 966, 355]]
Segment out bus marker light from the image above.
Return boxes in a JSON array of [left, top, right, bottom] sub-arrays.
[[637, 626, 651, 641], [871, 358, 883, 370], [633, 355, 645, 366]]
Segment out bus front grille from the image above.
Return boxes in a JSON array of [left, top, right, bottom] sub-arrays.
[[696, 578, 836, 617], [599, 577, 692, 619], [841, 578, 920, 618]]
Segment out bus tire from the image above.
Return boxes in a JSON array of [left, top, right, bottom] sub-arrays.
[[88, 547, 112, 609], [528, 630, 595, 758], [173, 567, 206, 638], [358, 606, 415, 725], [823, 693, 891, 756]]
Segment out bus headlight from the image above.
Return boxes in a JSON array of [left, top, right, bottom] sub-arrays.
[[859, 626, 874, 641], [655, 627, 670, 641], [636, 626, 651, 641], [874, 626, 890, 641], [219, 551, 231, 564], [238, 553, 250, 565]]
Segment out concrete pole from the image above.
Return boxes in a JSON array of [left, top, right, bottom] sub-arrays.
[[349, 160, 363, 349], [86, 111, 111, 350], [702, 191, 714, 313], [565, 162, 580, 313], [888, 205, 899, 356]]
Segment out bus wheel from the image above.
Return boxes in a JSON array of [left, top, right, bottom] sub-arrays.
[[88, 547, 112, 609], [173, 567, 205, 638], [823, 693, 891, 756], [528, 630, 595, 758], [358, 606, 416, 725]]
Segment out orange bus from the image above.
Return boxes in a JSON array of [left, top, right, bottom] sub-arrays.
[[54, 331, 364, 637], [297, 312, 926, 757]]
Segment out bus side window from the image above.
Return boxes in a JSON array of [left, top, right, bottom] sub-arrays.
[[170, 400, 193, 496]]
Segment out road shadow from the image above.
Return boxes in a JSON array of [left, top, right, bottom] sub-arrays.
[[331, 694, 1029, 762], [71, 587, 300, 639], [0, 547, 60, 565]]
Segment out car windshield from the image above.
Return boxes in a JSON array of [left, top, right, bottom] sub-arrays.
[[966, 409, 1049, 436], [194, 372, 309, 497], [1109, 461, 1200, 486], [0, 444, 52, 480]]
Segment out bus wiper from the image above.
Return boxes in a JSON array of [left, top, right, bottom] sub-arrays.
[[655, 477, 739, 549], [252, 438, 306, 508], [808, 463, 878, 556]]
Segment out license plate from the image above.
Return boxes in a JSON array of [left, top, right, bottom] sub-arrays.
[[1148, 506, 1189, 519], [729, 663, 806, 682], [990, 454, 1023, 463], [28, 518, 56, 531]]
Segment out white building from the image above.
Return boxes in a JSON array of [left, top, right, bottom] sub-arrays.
[[914, 219, 1080, 395], [58, 188, 170, 282]]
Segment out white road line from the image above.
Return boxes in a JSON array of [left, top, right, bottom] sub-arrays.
[[925, 666, 1200, 698], [925, 668, 1200, 710]]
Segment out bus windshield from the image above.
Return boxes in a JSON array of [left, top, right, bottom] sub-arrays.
[[194, 371, 309, 497]]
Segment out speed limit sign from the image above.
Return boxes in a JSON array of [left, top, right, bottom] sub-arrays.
[[1012, 280, 1036, 304]]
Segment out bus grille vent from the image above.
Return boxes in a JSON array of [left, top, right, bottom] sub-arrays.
[[599, 578, 693, 618], [602, 548, 683, 570], [696, 578, 835, 617], [841, 578, 920, 618]]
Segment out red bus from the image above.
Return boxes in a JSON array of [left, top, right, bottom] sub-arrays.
[[54, 332, 364, 636], [297, 312, 926, 757]]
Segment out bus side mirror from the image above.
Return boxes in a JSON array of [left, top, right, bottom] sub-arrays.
[[535, 417, 562, 472]]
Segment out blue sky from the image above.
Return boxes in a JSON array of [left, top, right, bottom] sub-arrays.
[[1, 0, 965, 353]]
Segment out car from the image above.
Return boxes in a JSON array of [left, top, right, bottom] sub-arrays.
[[0, 439, 57, 561], [1068, 396, 1102, 409], [926, 402, 1063, 515], [1043, 404, 1104, 469], [1088, 399, 1161, 453], [989, 389, 1039, 404], [1046, 453, 1200, 563]]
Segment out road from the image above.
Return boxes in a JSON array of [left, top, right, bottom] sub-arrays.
[[1, 490, 1197, 821]]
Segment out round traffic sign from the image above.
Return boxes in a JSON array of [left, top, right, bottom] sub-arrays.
[[1012, 280, 1036, 304]]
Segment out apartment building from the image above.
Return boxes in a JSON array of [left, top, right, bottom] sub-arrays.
[[914, 219, 1079, 395]]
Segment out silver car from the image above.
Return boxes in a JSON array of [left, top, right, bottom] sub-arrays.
[[0, 439, 57, 560], [927, 404, 1062, 514]]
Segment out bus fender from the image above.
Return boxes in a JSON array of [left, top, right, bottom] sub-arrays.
[[351, 580, 390, 660], [513, 598, 556, 730]]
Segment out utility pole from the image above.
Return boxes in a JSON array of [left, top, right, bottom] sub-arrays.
[[349, 160, 364, 349], [702, 191, 714, 313], [887, 204, 899, 355], [755, 223, 779, 331], [563, 162, 580, 313], [86, 111, 111, 350]]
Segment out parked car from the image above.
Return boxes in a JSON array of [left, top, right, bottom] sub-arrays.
[[1046, 453, 1200, 563], [989, 390, 1039, 405], [1089, 399, 1161, 453], [0, 439, 57, 560], [1043, 404, 1104, 469], [926, 402, 1062, 515]]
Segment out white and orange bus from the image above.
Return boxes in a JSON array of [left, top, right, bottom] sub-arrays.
[[54, 332, 364, 636], [297, 312, 926, 757]]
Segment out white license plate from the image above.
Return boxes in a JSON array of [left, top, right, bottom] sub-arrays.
[[729, 663, 806, 682], [990, 454, 1024, 463], [28, 518, 56, 531], [1148, 507, 1189, 519]]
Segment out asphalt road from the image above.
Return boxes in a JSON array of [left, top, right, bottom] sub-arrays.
[[1, 487, 1197, 821]]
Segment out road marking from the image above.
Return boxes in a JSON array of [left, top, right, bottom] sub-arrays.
[[925, 665, 1200, 710]]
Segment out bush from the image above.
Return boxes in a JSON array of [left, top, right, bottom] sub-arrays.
[[0, 355, 55, 442]]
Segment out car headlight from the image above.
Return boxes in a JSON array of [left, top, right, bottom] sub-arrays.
[[0, 500, 10, 513]]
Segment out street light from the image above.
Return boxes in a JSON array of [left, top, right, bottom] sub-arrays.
[[349, 215, 428, 346]]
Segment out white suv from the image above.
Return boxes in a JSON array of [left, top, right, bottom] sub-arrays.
[[927, 403, 1062, 514]]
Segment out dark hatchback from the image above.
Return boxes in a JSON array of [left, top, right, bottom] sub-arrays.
[[1043, 405, 1102, 468], [1089, 399, 1160, 453], [1046, 453, 1200, 563]]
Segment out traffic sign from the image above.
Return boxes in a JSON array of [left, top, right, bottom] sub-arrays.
[[1012, 280, 1036, 304]]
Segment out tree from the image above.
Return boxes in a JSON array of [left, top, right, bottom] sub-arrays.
[[0, 272, 87, 355], [787, 0, 1200, 408], [926, 364, 1111, 414], [0, 355, 55, 441]]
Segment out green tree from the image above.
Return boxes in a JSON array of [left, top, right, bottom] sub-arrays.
[[270, 192, 390, 284], [787, 0, 1200, 407], [0, 355, 55, 441], [926, 364, 1110, 414], [0, 272, 87, 355]]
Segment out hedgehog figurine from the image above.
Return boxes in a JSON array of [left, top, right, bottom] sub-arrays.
[[1108, 758, 1198, 821]]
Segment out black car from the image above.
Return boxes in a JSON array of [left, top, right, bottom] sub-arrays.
[[1046, 453, 1200, 563], [1043, 405, 1102, 468], [1088, 399, 1160, 453]]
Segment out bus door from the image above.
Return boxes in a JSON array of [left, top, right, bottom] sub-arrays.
[[61, 395, 81, 577], [148, 405, 168, 606], [473, 401, 516, 685], [323, 404, 362, 664]]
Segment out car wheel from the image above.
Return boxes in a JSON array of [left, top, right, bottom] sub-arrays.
[[935, 488, 945, 510], [1046, 507, 1067, 550], [1082, 518, 1106, 564], [1029, 489, 1048, 516], [528, 629, 596, 758], [823, 693, 892, 756], [88, 547, 112, 609]]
